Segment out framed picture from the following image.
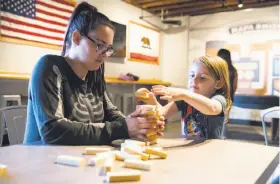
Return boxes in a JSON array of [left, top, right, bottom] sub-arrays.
[[111, 21, 126, 57], [127, 21, 160, 65], [0, 0, 76, 50]]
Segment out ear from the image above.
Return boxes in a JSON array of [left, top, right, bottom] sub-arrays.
[[214, 80, 222, 90], [71, 30, 81, 46]]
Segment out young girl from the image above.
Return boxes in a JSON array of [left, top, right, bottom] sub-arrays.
[[138, 55, 231, 139], [24, 2, 163, 145]]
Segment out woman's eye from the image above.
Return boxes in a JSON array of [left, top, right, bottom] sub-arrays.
[[97, 44, 106, 50]]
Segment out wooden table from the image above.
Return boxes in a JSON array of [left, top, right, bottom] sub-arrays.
[[0, 139, 278, 184]]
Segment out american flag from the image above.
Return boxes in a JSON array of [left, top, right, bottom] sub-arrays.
[[0, 0, 75, 46]]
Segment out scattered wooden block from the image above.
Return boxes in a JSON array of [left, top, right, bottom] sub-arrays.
[[56, 155, 85, 167], [144, 147, 167, 159], [84, 147, 112, 155], [0, 164, 8, 177], [114, 151, 142, 161], [88, 156, 106, 167], [106, 171, 141, 182], [122, 145, 149, 161], [103, 157, 114, 172], [124, 159, 152, 171], [124, 139, 146, 147]]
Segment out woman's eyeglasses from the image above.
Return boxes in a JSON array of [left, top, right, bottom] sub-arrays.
[[80, 32, 115, 57]]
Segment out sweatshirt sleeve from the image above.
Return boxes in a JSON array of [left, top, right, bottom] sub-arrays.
[[103, 90, 130, 141], [30, 56, 129, 145]]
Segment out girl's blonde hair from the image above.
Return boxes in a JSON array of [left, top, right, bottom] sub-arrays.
[[194, 55, 232, 111]]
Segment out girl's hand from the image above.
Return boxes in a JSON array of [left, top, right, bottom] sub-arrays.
[[151, 85, 187, 101]]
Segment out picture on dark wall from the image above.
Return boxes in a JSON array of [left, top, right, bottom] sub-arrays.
[[111, 21, 126, 57]]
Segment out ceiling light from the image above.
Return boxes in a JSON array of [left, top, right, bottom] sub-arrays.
[[238, 0, 243, 8]]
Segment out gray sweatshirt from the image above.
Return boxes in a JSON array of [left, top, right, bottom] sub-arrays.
[[24, 55, 129, 145]]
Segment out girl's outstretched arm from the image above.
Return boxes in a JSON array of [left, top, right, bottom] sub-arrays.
[[136, 88, 178, 118], [152, 85, 223, 116]]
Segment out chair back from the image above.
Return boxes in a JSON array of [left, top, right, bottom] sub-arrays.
[[0, 105, 27, 145], [260, 106, 280, 120]]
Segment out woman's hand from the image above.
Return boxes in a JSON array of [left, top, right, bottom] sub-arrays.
[[125, 108, 165, 142], [151, 85, 187, 101]]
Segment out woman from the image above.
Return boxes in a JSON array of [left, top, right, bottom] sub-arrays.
[[217, 49, 238, 102], [23, 2, 164, 145]]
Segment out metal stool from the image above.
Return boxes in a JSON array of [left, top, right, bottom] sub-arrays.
[[260, 106, 280, 146], [0, 95, 22, 146]]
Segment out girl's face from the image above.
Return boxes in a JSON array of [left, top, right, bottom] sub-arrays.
[[78, 25, 115, 71], [188, 61, 220, 98]]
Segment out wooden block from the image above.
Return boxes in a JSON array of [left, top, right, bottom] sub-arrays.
[[96, 151, 116, 159], [146, 135, 158, 146], [106, 171, 141, 182], [114, 151, 142, 161], [85, 147, 112, 155], [146, 130, 158, 137], [136, 105, 161, 120], [152, 147, 163, 151], [144, 147, 167, 159], [123, 146, 149, 161], [148, 139, 158, 146], [124, 159, 152, 171], [0, 164, 7, 177], [121, 143, 143, 153], [135, 92, 149, 99], [124, 139, 146, 147], [136, 105, 156, 111], [56, 155, 86, 167], [88, 156, 106, 167], [104, 157, 114, 172]]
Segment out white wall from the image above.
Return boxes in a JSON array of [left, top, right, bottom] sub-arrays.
[[0, 43, 61, 73], [189, 6, 279, 60], [188, 6, 280, 95], [161, 16, 190, 88]]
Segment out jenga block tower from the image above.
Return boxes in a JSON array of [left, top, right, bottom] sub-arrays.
[[136, 105, 159, 145]]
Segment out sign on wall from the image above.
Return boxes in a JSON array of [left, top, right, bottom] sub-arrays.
[[127, 21, 160, 65], [234, 57, 262, 89], [229, 23, 280, 34]]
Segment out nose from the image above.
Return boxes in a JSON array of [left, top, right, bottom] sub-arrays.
[[191, 76, 199, 84]]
